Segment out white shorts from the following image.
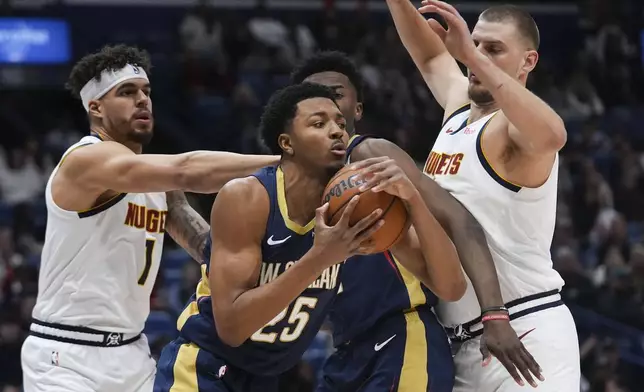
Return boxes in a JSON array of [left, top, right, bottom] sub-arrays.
[[21, 334, 156, 392], [453, 304, 580, 392]]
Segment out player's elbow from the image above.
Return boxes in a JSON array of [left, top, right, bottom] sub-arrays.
[[438, 273, 467, 302], [213, 317, 248, 348], [548, 122, 567, 152], [432, 270, 467, 302]]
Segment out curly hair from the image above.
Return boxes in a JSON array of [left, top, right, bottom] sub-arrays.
[[290, 51, 364, 101], [66, 44, 152, 97], [259, 83, 338, 155]]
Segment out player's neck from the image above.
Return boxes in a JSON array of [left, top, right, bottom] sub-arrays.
[[90, 126, 143, 154], [469, 101, 499, 123], [280, 161, 327, 225]]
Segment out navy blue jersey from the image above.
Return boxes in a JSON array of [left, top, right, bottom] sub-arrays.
[[179, 166, 342, 376], [329, 135, 438, 346]]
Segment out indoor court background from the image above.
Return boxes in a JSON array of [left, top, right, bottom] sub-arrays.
[[0, 0, 642, 391]]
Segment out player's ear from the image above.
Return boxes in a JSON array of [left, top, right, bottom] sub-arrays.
[[278, 133, 293, 156], [355, 102, 363, 122], [521, 50, 538, 76], [88, 100, 103, 119]]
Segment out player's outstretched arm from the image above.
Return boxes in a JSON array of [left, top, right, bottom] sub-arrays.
[[386, 0, 468, 110], [64, 141, 279, 195], [351, 139, 505, 307], [419, 0, 566, 155], [351, 156, 466, 301], [210, 178, 382, 347], [165, 191, 210, 263], [352, 138, 544, 386]]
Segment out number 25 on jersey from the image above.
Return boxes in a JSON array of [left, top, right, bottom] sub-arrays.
[[251, 297, 318, 343]]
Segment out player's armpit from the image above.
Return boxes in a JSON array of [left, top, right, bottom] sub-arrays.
[[352, 138, 505, 308], [63, 141, 279, 195], [209, 178, 323, 347], [165, 191, 210, 263]]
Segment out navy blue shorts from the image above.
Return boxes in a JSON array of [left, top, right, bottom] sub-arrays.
[[154, 337, 278, 392], [316, 308, 454, 392]]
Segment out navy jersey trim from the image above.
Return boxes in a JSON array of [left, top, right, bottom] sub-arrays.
[[346, 134, 372, 159], [475, 116, 522, 193], [78, 193, 128, 218], [442, 103, 471, 127]]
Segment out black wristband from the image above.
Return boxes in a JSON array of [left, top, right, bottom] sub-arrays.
[[481, 305, 509, 315]]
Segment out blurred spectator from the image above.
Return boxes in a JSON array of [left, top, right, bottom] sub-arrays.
[[0, 2, 643, 391], [0, 142, 49, 207]]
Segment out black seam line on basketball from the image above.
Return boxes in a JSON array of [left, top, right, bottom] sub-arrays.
[[328, 189, 397, 227], [382, 209, 410, 252], [355, 196, 398, 239]]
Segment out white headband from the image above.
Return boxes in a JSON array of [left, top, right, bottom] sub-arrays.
[[79, 64, 149, 112]]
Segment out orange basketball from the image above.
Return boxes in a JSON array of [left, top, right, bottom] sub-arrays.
[[322, 165, 410, 254]]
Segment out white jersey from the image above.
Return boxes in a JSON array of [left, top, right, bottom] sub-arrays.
[[424, 105, 564, 326], [32, 135, 167, 333]]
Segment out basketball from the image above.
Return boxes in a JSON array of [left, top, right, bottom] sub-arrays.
[[322, 165, 410, 254]]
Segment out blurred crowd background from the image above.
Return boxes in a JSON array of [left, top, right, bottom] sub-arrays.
[[0, 0, 643, 391]]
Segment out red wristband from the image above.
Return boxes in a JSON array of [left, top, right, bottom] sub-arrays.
[[482, 314, 510, 323]]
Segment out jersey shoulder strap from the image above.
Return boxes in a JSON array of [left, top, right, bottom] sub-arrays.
[[346, 134, 373, 164]]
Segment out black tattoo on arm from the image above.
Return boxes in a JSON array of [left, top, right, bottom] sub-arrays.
[[165, 191, 210, 263]]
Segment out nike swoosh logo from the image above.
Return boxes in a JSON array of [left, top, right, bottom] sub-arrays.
[[374, 334, 396, 351], [267, 235, 291, 246], [518, 328, 536, 340]]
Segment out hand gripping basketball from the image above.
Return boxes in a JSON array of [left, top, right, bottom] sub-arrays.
[[312, 195, 384, 266]]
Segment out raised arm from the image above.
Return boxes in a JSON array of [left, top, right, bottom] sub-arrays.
[[420, 0, 566, 155], [63, 141, 279, 195], [386, 0, 468, 110], [165, 191, 210, 263], [467, 51, 566, 155], [210, 177, 382, 347]]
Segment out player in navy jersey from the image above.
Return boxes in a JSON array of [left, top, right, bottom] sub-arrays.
[[154, 83, 386, 392], [289, 51, 541, 391]]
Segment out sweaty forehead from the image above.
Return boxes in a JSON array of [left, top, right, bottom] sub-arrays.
[[304, 72, 352, 90], [296, 97, 341, 117], [472, 20, 518, 44]]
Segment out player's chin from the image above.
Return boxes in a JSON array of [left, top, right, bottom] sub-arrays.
[[131, 127, 154, 145]]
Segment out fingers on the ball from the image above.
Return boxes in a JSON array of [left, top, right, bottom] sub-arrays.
[[338, 195, 360, 225], [355, 219, 385, 244], [349, 157, 386, 171], [352, 209, 383, 234]]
